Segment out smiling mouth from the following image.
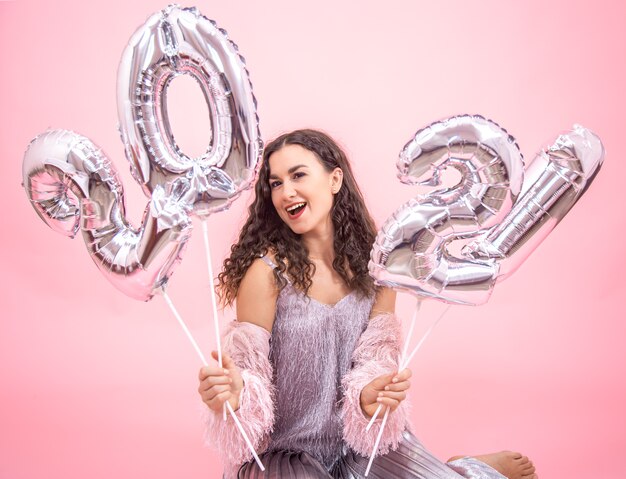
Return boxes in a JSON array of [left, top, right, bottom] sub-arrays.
[[286, 202, 306, 217]]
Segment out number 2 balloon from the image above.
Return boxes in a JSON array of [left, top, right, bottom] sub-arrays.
[[22, 5, 262, 301], [369, 115, 604, 305]]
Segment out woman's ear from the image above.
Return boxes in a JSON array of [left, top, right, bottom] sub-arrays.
[[331, 167, 343, 194]]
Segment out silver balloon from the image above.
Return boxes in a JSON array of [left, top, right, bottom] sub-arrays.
[[369, 116, 604, 305], [369, 115, 524, 305], [117, 5, 263, 216], [463, 124, 604, 279], [22, 5, 263, 300], [23, 130, 192, 301]]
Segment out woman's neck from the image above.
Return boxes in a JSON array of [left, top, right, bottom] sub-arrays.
[[302, 223, 335, 264]]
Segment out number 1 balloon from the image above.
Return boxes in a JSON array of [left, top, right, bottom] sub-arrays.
[[369, 114, 604, 305]]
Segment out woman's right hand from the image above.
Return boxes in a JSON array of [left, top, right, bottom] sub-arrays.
[[359, 368, 412, 418], [198, 351, 244, 413]]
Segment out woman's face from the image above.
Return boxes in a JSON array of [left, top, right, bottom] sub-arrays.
[[268, 144, 342, 236]]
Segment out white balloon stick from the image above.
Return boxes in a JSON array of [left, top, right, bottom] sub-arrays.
[[365, 407, 390, 476], [201, 220, 223, 367], [366, 300, 420, 432], [162, 292, 265, 472], [163, 291, 209, 365], [364, 302, 449, 475], [403, 305, 449, 369], [201, 220, 227, 422]]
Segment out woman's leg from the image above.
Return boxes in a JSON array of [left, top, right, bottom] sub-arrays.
[[337, 430, 532, 479], [447, 452, 537, 479], [338, 430, 466, 479], [237, 449, 333, 479]]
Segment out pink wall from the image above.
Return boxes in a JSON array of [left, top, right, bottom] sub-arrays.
[[1, 1, 624, 478]]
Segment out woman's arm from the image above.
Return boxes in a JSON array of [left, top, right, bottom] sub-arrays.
[[235, 257, 279, 333], [370, 286, 396, 318], [340, 287, 412, 456], [361, 287, 411, 416], [199, 258, 278, 470]]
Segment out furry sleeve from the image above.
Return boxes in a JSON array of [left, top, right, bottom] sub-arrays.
[[202, 320, 275, 475], [341, 312, 410, 456]]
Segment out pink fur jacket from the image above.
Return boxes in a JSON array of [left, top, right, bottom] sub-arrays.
[[203, 313, 409, 477]]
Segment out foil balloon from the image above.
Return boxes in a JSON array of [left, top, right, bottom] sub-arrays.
[[117, 5, 263, 216], [23, 130, 192, 301], [463, 124, 604, 279], [369, 115, 604, 305], [22, 5, 262, 300]]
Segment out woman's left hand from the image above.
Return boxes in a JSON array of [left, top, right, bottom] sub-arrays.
[[359, 368, 412, 418]]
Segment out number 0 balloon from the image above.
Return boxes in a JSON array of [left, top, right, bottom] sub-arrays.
[[22, 6, 262, 301], [369, 115, 604, 305], [118, 5, 262, 216]]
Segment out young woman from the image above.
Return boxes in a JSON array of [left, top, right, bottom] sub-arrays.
[[198, 129, 538, 479]]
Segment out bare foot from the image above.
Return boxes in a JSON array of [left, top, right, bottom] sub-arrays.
[[447, 451, 537, 479]]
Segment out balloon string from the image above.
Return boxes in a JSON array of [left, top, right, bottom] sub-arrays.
[[162, 291, 265, 472], [201, 219, 227, 422], [366, 299, 421, 432], [364, 302, 450, 477]]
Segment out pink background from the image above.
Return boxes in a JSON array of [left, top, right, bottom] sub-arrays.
[[1, 1, 624, 478]]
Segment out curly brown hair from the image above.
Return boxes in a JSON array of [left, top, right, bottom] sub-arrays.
[[217, 129, 378, 307]]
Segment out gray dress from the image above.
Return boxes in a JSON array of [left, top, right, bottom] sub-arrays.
[[237, 257, 505, 479]]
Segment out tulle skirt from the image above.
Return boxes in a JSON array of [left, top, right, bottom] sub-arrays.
[[237, 430, 506, 479]]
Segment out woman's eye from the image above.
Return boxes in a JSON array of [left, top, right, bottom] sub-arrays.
[[293, 172, 305, 179], [270, 180, 281, 188]]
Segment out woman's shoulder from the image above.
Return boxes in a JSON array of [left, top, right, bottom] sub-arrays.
[[235, 256, 280, 333], [368, 286, 396, 319], [243, 256, 278, 285]]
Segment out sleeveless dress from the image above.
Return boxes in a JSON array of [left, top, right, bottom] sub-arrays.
[[235, 256, 506, 479]]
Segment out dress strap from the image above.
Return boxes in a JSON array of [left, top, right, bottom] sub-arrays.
[[259, 255, 291, 284], [259, 255, 277, 269]]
